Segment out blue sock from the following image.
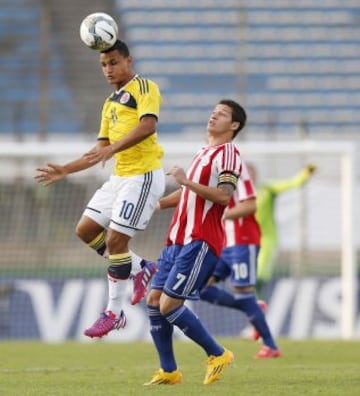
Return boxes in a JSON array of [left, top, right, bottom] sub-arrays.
[[234, 293, 278, 350], [200, 285, 237, 308], [147, 305, 177, 372], [164, 305, 223, 357]]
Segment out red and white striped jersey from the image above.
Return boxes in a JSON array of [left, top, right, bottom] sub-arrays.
[[166, 142, 242, 256], [223, 161, 261, 247]]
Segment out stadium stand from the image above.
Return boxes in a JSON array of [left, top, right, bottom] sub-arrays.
[[1, 0, 360, 138], [115, 0, 242, 136], [116, 0, 360, 137], [0, 0, 81, 136], [47, 0, 118, 136], [243, 1, 360, 136]]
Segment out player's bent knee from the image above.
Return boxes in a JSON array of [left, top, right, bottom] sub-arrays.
[[147, 289, 162, 306], [108, 264, 131, 280], [75, 224, 87, 241], [75, 217, 103, 244], [159, 294, 183, 316]]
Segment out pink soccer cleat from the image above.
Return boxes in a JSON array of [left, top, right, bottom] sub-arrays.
[[84, 310, 126, 338], [131, 261, 158, 305], [253, 299, 268, 341], [256, 345, 282, 359]]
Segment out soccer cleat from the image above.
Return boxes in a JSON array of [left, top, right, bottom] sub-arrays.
[[203, 348, 234, 385], [144, 369, 183, 385], [84, 310, 126, 338], [256, 345, 282, 359], [131, 261, 158, 305], [253, 299, 268, 341]]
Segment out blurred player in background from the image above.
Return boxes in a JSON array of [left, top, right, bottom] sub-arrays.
[[200, 161, 281, 358], [144, 99, 246, 386], [249, 164, 317, 298], [35, 39, 165, 338]]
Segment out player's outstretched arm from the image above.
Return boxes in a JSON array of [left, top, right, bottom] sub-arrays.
[[35, 141, 108, 186], [34, 163, 68, 186], [269, 164, 318, 195]]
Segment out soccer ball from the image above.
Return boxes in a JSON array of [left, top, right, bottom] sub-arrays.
[[80, 12, 119, 51]]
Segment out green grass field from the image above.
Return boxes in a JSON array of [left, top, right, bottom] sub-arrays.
[[1, 339, 359, 396]]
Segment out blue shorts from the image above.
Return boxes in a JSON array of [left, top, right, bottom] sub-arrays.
[[213, 244, 259, 287], [152, 240, 218, 300]]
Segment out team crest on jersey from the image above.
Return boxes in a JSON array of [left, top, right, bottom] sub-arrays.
[[110, 91, 137, 108], [120, 92, 130, 104]]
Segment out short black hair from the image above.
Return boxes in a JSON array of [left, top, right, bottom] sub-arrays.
[[101, 39, 130, 57], [219, 99, 247, 138]]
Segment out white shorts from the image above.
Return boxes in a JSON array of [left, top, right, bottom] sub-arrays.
[[83, 169, 165, 237]]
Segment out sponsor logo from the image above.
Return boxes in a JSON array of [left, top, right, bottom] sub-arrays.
[[2, 277, 359, 341]]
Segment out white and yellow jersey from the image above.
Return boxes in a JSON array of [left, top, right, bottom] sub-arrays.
[[98, 75, 163, 176]]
